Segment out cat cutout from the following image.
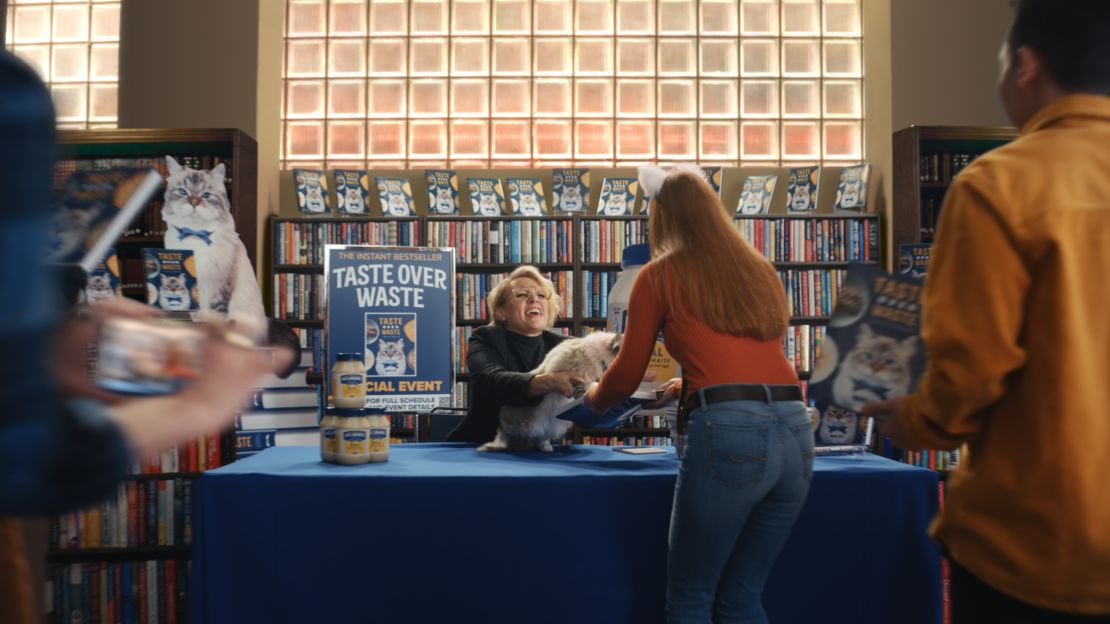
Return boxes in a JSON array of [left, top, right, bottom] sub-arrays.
[[480, 332, 621, 453], [158, 273, 192, 311], [162, 156, 266, 338], [831, 323, 918, 411], [374, 338, 408, 376]]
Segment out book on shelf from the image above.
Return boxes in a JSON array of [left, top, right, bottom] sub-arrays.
[[47, 168, 165, 273], [425, 169, 461, 215], [552, 168, 589, 213], [596, 177, 638, 216], [237, 408, 320, 430], [899, 244, 933, 278], [78, 248, 122, 304], [506, 177, 546, 216], [808, 264, 926, 454], [333, 169, 370, 215], [293, 169, 330, 214], [737, 175, 777, 215], [142, 248, 198, 311], [235, 428, 319, 458], [375, 176, 417, 217], [786, 166, 820, 213], [467, 176, 506, 216], [834, 164, 872, 211], [701, 166, 723, 196]]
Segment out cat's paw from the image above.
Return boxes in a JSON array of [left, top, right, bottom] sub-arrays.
[[478, 441, 506, 452], [537, 440, 554, 453]]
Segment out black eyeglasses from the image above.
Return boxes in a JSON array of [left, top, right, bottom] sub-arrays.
[[510, 287, 551, 302]]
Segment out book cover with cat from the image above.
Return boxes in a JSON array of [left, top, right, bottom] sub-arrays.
[[701, 166, 723, 196], [736, 175, 778, 215], [506, 177, 547, 216], [365, 313, 417, 378], [834, 164, 871, 211], [79, 248, 122, 304], [425, 169, 460, 215], [552, 168, 590, 213], [47, 168, 163, 272], [807, 264, 926, 451], [375, 177, 416, 217], [898, 244, 933, 278], [786, 166, 820, 213], [466, 177, 505, 216], [597, 177, 638, 216], [293, 169, 330, 214], [333, 170, 369, 214], [143, 248, 199, 312]]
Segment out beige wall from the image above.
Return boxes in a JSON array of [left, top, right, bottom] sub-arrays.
[[891, 0, 1013, 131]]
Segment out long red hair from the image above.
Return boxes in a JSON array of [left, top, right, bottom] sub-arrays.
[[647, 171, 789, 340]]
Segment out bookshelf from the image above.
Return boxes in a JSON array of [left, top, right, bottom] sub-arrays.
[[269, 165, 881, 447], [49, 128, 257, 624], [892, 126, 1017, 253]]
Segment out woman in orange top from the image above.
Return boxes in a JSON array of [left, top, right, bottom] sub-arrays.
[[585, 166, 813, 624]]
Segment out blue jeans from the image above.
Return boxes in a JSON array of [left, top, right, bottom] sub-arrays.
[[666, 392, 814, 624]]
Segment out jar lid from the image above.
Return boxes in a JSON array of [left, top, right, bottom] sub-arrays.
[[335, 353, 362, 362]]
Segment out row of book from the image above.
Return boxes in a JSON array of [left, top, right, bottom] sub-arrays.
[[454, 326, 474, 376], [779, 269, 847, 319], [733, 217, 879, 263], [273, 272, 325, 321], [581, 435, 674, 446], [132, 433, 224, 475], [49, 479, 193, 550], [919, 152, 977, 184], [582, 270, 620, 319], [579, 218, 650, 264], [457, 270, 575, 320], [46, 560, 188, 624], [425, 218, 576, 265], [274, 220, 419, 265], [785, 324, 827, 377], [902, 448, 961, 472], [294, 164, 873, 217]]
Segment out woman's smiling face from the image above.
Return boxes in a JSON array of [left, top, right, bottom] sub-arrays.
[[497, 277, 550, 336]]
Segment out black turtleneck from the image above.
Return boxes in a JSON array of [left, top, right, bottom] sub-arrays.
[[506, 330, 545, 371]]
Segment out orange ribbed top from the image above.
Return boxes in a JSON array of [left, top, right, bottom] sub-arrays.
[[586, 260, 797, 411]]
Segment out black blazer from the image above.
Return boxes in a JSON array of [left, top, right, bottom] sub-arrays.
[[446, 324, 568, 444]]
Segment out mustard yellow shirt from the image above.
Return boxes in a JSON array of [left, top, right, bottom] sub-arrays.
[[897, 94, 1110, 614]]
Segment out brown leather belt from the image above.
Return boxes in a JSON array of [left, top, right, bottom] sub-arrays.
[[677, 384, 804, 434]]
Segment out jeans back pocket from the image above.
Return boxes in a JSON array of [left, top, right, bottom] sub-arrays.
[[704, 415, 769, 488]]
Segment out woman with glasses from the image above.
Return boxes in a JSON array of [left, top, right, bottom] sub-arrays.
[[583, 166, 812, 624], [446, 266, 588, 444]]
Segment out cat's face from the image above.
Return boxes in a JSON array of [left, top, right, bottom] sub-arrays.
[[85, 274, 115, 303], [604, 193, 627, 215], [478, 192, 498, 215], [375, 338, 407, 374], [563, 186, 580, 203], [833, 324, 917, 408], [162, 157, 231, 225], [841, 181, 860, 207], [819, 405, 857, 444], [519, 193, 540, 215], [386, 192, 408, 215], [159, 274, 191, 310], [344, 187, 365, 213], [435, 188, 454, 212], [791, 188, 811, 212], [741, 192, 763, 214]]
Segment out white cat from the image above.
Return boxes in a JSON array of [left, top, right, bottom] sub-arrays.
[[560, 186, 582, 212], [435, 187, 456, 214], [602, 193, 628, 216], [517, 193, 542, 216], [304, 184, 327, 213], [480, 332, 621, 453], [161, 156, 266, 338], [831, 324, 918, 411], [385, 192, 410, 217], [342, 186, 365, 214], [477, 192, 500, 216], [374, 338, 407, 376], [157, 273, 192, 311], [83, 273, 116, 304]]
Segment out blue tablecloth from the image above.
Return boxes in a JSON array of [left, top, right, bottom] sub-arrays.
[[190, 444, 940, 624]]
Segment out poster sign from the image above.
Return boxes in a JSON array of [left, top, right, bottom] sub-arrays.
[[325, 245, 455, 411]]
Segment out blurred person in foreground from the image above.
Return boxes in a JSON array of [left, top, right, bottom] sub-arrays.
[[862, 1, 1110, 620], [585, 165, 811, 624]]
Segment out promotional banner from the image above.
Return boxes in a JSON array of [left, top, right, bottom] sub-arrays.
[[325, 245, 455, 411]]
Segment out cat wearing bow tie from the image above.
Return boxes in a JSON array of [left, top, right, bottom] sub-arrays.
[[162, 156, 265, 337]]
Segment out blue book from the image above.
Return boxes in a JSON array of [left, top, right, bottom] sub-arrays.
[[333, 169, 370, 214], [293, 168, 330, 214], [556, 397, 643, 429], [786, 166, 820, 213], [597, 177, 638, 216], [506, 177, 546, 216], [142, 248, 198, 311], [552, 168, 589, 213], [236, 429, 277, 453], [375, 176, 416, 216], [467, 177, 505, 216], [425, 169, 460, 215]]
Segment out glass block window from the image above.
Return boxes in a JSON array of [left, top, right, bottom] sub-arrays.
[[5, 0, 121, 129], [282, 0, 864, 168]]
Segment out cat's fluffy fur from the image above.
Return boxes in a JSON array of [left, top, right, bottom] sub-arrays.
[[162, 156, 266, 339], [479, 331, 621, 453]]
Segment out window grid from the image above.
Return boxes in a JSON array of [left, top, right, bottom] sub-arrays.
[[282, 0, 864, 169], [5, 0, 121, 129]]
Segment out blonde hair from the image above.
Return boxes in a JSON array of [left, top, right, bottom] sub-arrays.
[[486, 265, 562, 329], [647, 171, 789, 340]]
